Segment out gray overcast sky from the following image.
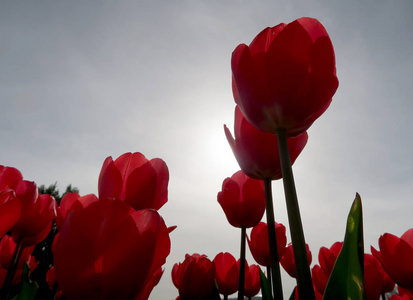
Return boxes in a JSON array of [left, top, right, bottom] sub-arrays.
[[1, 1, 413, 299]]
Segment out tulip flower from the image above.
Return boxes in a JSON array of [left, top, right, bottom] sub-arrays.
[[247, 221, 287, 267], [0, 166, 23, 191], [214, 252, 239, 297], [281, 243, 312, 278], [398, 287, 413, 297], [312, 242, 342, 295], [389, 295, 411, 300], [98, 152, 169, 211], [225, 106, 308, 180], [55, 192, 81, 230], [364, 253, 386, 300], [231, 17, 338, 137], [244, 261, 261, 298], [313, 242, 396, 298], [172, 253, 216, 300], [12, 181, 56, 247], [217, 170, 265, 228], [0, 190, 21, 239], [53, 196, 171, 300], [318, 241, 342, 275], [0, 235, 38, 288], [376, 228, 413, 290]]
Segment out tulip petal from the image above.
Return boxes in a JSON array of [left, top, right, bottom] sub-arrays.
[[0, 190, 21, 238], [98, 156, 123, 200]]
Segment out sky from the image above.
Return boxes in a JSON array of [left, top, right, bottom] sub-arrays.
[[1, 1, 413, 299]]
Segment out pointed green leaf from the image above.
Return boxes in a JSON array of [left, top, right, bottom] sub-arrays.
[[323, 193, 365, 300], [12, 262, 38, 300], [260, 269, 272, 300]]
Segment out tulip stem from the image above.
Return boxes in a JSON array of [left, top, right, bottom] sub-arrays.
[[266, 266, 272, 297], [238, 226, 246, 300], [264, 178, 284, 300], [2, 238, 24, 300], [276, 128, 315, 300]]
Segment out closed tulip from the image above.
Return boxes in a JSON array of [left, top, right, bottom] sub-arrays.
[[214, 252, 239, 296], [225, 106, 308, 180], [312, 242, 342, 295], [12, 181, 56, 247], [0, 166, 23, 239], [0, 190, 21, 239], [377, 229, 413, 290], [53, 196, 171, 300], [364, 253, 386, 300], [247, 221, 287, 267], [55, 192, 81, 231], [231, 17, 338, 137], [0, 166, 23, 191], [281, 243, 312, 278], [217, 170, 265, 228], [98, 152, 169, 211], [244, 261, 261, 298], [172, 253, 216, 300]]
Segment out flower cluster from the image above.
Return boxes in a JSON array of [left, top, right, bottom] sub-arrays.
[[0, 152, 173, 300], [1, 15, 412, 300]]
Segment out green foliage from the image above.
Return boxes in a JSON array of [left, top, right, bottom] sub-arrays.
[[323, 193, 365, 300], [37, 182, 79, 203], [260, 269, 272, 300]]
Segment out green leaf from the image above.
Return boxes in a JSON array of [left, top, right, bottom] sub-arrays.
[[323, 193, 365, 300], [12, 262, 38, 300], [260, 269, 272, 300]]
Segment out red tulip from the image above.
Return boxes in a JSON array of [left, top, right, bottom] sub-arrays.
[[213, 252, 239, 296], [55, 192, 81, 230], [12, 181, 56, 246], [364, 253, 387, 300], [377, 229, 413, 290], [0, 190, 21, 239], [244, 261, 261, 298], [225, 106, 308, 180], [318, 241, 342, 275], [98, 152, 169, 211], [389, 295, 411, 300], [247, 221, 287, 266], [370, 246, 396, 294], [0, 166, 23, 239], [0, 166, 23, 190], [231, 17, 339, 137], [53, 196, 171, 300], [172, 253, 216, 300], [281, 242, 312, 278], [398, 287, 413, 298], [311, 265, 329, 295], [0, 235, 38, 288], [217, 170, 265, 228], [312, 242, 342, 295]]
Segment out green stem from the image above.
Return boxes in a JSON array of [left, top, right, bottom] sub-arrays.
[[275, 128, 315, 300], [238, 226, 246, 300], [264, 178, 283, 300], [2, 237, 24, 300]]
